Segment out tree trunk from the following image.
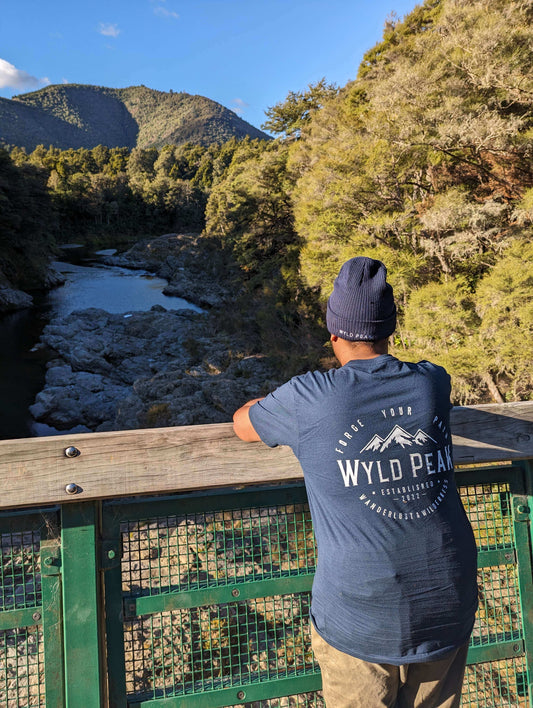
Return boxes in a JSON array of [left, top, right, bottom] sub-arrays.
[[482, 372, 505, 404]]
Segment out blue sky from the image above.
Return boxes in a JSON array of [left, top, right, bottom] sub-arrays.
[[0, 0, 419, 132]]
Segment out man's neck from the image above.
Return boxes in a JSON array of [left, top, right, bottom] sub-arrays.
[[332, 337, 389, 366]]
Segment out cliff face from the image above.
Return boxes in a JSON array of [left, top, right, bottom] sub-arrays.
[[1, 84, 269, 151]]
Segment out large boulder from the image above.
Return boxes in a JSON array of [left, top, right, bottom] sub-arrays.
[[44, 264, 67, 288], [0, 287, 33, 312]]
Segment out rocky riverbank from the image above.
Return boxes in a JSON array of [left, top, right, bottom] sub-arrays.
[[103, 232, 232, 308], [29, 233, 281, 433]]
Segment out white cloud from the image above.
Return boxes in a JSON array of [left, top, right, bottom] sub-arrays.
[[98, 22, 120, 37], [232, 98, 249, 116], [0, 58, 48, 91], [154, 6, 179, 19]]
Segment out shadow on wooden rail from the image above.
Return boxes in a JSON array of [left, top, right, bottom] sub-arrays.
[[0, 401, 531, 511]]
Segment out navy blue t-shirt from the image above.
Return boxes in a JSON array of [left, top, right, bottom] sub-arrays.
[[249, 355, 478, 664]]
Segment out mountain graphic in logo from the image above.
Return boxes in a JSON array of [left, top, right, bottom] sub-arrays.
[[360, 425, 437, 454]]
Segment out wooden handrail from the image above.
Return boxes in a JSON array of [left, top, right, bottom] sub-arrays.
[[0, 401, 532, 510]]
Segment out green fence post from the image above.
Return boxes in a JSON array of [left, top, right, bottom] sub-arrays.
[[61, 502, 103, 708], [41, 538, 65, 707], [520, 460, 533, 704], [101, 513, 128, 708]]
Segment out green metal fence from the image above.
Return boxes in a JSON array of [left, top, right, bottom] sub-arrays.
[[1, 461, 533, 707]]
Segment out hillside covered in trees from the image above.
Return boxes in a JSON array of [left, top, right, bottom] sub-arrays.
[[0, 84, 269, 151], [1, 0, 531, 407], [0, 137, 252, 289], [204, 0, 533, 404]]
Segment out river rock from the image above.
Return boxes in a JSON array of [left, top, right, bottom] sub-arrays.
[[114, 353, 277, 430], [0, 287, 33, 312], [0, 270, 33, 311], [44, 264, 67, 288], [31, 307, 280, 433]]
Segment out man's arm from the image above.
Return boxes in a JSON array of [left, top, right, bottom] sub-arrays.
[[233, 398, 265, 442]]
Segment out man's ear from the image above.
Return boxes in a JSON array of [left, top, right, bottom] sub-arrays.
[[330, 334, 338, 343]]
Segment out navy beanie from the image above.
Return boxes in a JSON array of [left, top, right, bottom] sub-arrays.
[[326, 257, 396, 341]]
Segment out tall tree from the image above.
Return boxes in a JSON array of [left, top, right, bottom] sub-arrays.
[[262, 78, 339, 139]]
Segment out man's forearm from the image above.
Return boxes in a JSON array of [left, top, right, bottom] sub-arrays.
[[233, 398, 265, 442]]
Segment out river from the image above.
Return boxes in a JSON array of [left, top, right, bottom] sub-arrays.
[[0, 248, 202, 440]]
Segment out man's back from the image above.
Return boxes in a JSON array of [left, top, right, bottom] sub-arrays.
[[249, 354, 478, 664]]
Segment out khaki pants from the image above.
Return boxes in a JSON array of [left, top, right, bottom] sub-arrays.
[[311, 625, 468, 708]]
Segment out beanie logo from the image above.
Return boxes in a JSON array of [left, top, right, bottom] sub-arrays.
[[338, 329, 370, 340]]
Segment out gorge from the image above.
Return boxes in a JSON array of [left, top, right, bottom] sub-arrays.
[[0, 234, 280, 439]]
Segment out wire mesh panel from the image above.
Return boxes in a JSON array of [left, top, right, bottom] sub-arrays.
[[461, 482, 514, 550], [115, 496, 320, 705], [106, 469, 533, 708], [0, 512, 61, 708], [0, 625, 45, 707], [462, 656, 528, 708], [0, 530, 42, 612], [461, 482, 523, 651], [473, 565, 522, 646], [121, 503, 316, 597], [238, 692, 325, 708], [124, 594, 317, 701], [458, 475, 531, 707], [0, 528, 45, 707]]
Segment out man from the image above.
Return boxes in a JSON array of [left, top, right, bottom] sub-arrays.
[[233, 257, 478, 708]]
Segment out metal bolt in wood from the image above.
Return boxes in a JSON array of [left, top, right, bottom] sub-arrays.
[[64, 446, 81, 458]]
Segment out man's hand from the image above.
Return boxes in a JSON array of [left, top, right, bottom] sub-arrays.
[[233, 398, 265, 441]]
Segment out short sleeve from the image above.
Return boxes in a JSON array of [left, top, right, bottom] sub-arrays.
[[419, 360, 453, 411], [248, 380, 299, 451]]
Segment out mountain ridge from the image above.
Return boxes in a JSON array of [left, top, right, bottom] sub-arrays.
[[0, 83, 269, 151]]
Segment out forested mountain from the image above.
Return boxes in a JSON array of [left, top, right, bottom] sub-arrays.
[[0, 84, 269, 151], [2, 0, 532, 406]]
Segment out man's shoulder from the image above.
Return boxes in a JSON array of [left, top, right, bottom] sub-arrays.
[[410, 359, 450, 379], [395, 356, 449, 376], [289, 366, 338, 389]]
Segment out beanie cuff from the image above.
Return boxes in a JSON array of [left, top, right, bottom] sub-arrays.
[[327, 307, 396, 341]]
